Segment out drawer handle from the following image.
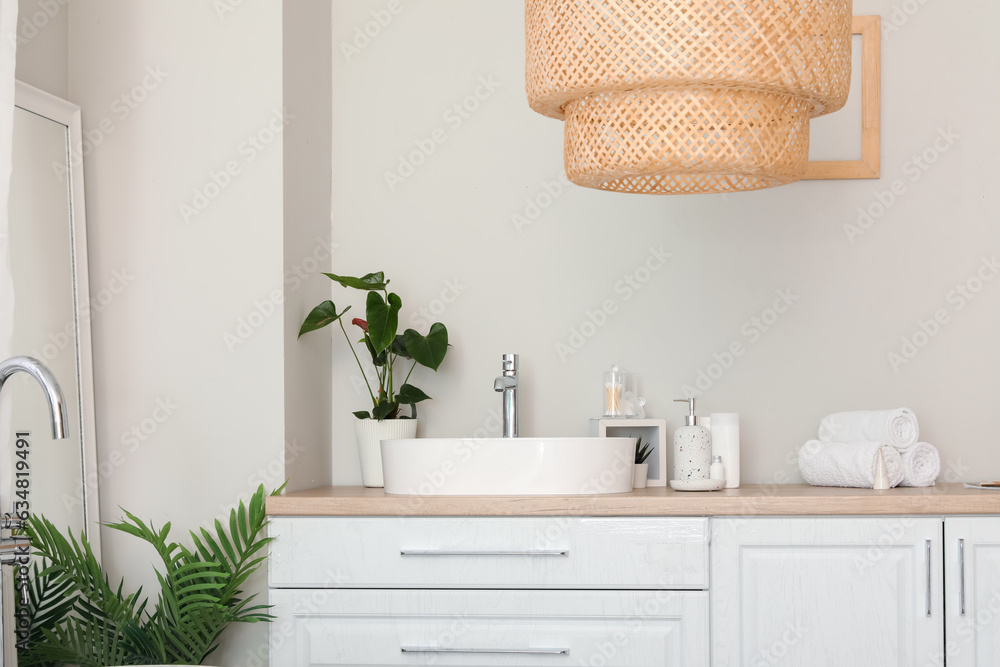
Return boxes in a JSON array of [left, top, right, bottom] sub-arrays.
[[959, 538, 966, 616], [401, 646, 570, 655], [926, 538, 932, 617], [400, 550, 569, 557]]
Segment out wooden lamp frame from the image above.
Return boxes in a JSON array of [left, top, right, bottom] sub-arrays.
[[804, 15, 882, 180]]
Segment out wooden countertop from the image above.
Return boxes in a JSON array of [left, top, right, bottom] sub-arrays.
[[266, 483, 1000, 517]]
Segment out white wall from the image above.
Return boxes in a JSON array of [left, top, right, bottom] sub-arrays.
[[283, 1, 334, 493], [14, 0, 67, 97], [329, 0, 1000, 486], [67, 2, 284, 665]]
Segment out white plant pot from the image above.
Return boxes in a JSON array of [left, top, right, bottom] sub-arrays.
[[355, 418, 418, 487], [632, 462, 649, 489]]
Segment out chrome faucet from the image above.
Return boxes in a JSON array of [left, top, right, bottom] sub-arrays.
[[493, 353, 518, 438], [0, 356, 68, 606], [0, 356, 68, 440]]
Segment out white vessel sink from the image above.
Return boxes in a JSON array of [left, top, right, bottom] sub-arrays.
[[380, 437, 635, 496]]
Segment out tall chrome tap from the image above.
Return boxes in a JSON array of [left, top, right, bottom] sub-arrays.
[[0, 356, 68, 589], [493, 353, 518, 438], [0, 356, 68, 440]]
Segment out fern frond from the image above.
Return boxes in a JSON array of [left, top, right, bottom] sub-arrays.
[[19, 484, 284, 666]]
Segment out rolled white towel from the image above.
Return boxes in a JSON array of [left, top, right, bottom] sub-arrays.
[[818, 408, 919, 449], [799, 440, 904, 489], [899, 442, 940, 487]]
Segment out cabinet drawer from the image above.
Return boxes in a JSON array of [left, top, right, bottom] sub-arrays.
[[269, 517, 708, 589], [270, 589, 708, 666]]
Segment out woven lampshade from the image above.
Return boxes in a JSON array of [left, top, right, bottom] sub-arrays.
[[525, 0, 854, 194]]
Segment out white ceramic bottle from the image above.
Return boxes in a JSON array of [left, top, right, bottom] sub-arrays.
[[710, 455, 725, 481], [673, 398, 712, 481], [710, 413, 740, 488]]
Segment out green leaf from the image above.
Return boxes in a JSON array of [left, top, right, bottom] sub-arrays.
[[298, 301, 350, 338], [363, 334, 388, 367], [403, 323, 448, 371], [635, 440, 653, 464], [352, 410, 371, 419], [390, 334, 410, 359], [396, 384, 431, 404], [323, 271, 386, 291], [366, 292, 401, 354], [372, 401, 398, 420]]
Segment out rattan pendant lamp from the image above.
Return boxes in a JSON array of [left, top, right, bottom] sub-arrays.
[[525, 0, 854, 194]]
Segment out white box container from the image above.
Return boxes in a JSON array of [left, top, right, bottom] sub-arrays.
[[709, 413, 740, 489]]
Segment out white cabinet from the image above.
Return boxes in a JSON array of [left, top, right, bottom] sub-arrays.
[[711, 517, 944, 667], [270, 517, 711, 667], [270, 589, 708, 666], [945, 517, 1000, 666]]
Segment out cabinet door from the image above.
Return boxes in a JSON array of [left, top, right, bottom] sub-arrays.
[[945, 517, 1000, 667], [270, 589, 708, 667], [711, 517, 943, 667]]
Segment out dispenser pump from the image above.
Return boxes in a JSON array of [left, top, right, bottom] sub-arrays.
[[674, 398, 699, 426]]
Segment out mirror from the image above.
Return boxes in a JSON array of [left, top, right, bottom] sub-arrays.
[[2, 81, 100, 558]]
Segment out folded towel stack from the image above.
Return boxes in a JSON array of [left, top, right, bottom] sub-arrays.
[[799, 408, 941, 489]]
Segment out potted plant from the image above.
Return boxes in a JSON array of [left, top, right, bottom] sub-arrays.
[[17, 484, 278, 667], [298, 271, 449, 487], [633, 437, 653, 489]]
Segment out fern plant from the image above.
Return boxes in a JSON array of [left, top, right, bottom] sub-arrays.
[[17, 484, 280, 666]]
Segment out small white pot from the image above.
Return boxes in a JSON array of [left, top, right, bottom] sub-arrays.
[[355, 418, 418, 487], [632, 462, 649, 489]]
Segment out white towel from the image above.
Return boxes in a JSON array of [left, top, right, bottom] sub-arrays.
[[899, 442, 940, 487], [818, 408, 919, 450], [799, 440, 904, 489]]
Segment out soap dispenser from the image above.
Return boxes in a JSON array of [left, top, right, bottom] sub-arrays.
[[673, 398, 712, 481]]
